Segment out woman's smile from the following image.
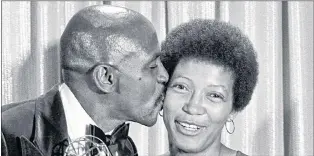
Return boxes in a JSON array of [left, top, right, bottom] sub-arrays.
[[175, 120, 205, 136]]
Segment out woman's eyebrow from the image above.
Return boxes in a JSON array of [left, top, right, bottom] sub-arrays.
[[172, 75, 192, 82], [206, 84, 228, 92]]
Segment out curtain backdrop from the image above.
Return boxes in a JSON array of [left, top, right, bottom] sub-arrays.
[[1, 1, 313, 156]]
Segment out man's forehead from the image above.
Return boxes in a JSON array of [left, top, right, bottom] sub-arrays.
[[105, 34, 160, 59], [106, 35, 144, 53]]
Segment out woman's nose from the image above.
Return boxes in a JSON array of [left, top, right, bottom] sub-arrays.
[[182, 93, 206, 115]]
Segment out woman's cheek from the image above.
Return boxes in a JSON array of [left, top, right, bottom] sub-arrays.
[[164, 91, 183, 112]]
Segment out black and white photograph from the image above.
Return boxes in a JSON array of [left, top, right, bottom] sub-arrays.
[[1, 1, 313, 156]]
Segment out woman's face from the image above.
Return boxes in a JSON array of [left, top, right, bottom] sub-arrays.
[[163, 58, 235, 153]]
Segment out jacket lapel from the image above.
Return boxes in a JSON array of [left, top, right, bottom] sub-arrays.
[[19, 136, 44, 156], [20, 84, 69, 156]]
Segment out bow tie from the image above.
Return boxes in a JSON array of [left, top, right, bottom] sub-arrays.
[[86, 123, 138, 156]]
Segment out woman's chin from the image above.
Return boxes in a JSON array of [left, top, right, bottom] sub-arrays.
[[171, 139, 205, 153]]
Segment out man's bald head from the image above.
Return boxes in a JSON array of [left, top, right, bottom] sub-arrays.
[[59, 5, 169, 128], [60, 5, 158, 74]]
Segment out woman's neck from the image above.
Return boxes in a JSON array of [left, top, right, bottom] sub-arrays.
[[170, 141, 223, 156]]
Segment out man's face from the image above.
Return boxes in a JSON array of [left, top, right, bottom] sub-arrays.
[[109, 34, 169, 126]]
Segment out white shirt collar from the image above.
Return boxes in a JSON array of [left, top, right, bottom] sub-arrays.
[[59, 83, 129, 140], [59, 83, 96, 140]]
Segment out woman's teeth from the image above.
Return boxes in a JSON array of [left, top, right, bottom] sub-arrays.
[[178, 122, 200, 131]]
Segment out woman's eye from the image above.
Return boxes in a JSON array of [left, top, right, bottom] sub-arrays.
[[171, 84, 188, 91], [207, 93, 224, 102], [210, 93, 221, 98]]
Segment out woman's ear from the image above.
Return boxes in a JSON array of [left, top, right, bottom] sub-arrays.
[[228, 110, 238, 121], [92, 64, 118, 93]]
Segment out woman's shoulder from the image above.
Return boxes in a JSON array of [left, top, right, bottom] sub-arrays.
[[236, 151, 248, 156]]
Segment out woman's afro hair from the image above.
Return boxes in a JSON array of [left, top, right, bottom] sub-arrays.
[[161, 19, 259, 112]]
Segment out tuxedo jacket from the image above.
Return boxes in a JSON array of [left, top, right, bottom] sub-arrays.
[[2, 85, 70, 156], [2, 84, 137, 156]]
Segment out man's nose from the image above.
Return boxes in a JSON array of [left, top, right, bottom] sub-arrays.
[[156, 58, 169, 84], [182, 92, 206, 115]]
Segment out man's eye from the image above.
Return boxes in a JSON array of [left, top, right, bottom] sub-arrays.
[[149, 56, 160, 69], [149, 63, 157, 69]]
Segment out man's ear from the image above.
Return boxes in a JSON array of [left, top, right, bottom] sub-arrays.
[[92, 64, 118, 93]]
